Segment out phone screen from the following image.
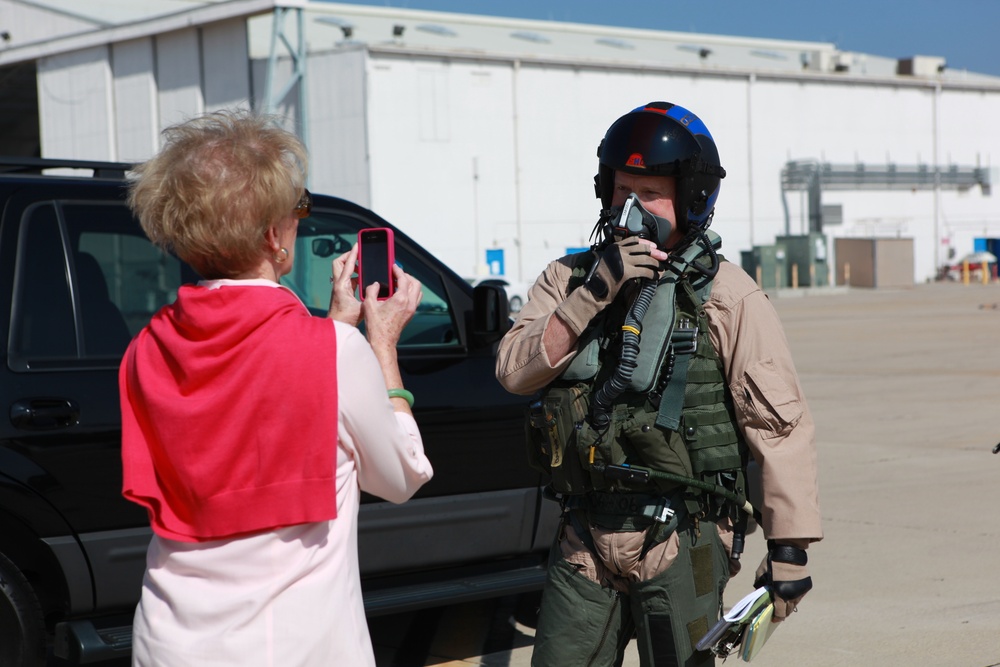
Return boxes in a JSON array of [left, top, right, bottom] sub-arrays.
[[358, 228, 394, 300]]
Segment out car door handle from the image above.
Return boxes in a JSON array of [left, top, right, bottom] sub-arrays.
[[10, 398, 81, 430]]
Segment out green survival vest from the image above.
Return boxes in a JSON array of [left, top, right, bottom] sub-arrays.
[[526, 235, 747, 508]]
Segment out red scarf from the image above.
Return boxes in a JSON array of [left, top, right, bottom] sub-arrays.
[[120, 284, 338, 542]]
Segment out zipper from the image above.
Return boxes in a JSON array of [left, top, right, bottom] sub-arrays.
[[585, 589, 622, 667]]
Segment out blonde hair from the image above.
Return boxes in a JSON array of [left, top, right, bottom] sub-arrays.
[[127, 109, 308, 279]]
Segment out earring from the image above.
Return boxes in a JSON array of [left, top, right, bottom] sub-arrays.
[[274, 247, 289, 264]]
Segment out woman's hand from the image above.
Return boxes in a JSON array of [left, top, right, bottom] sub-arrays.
[[362, 264, 422, 357], [361, 266, 422, 415], [327, 244, 362, 326]]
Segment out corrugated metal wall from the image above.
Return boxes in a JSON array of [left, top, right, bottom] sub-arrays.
[[364, 55, 519, 278], [38, 47, 116, 160], [28, 12, 1000, 283], [38, 19, 251, 163], [111, 39, 159, 162], [304, 49, 370, 207], [357, 54, 1000, 283]]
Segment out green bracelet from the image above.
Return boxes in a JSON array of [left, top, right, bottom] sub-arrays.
[[387, 388, 414, 407]]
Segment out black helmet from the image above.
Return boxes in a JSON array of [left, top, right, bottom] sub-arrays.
[[595, 101, 726, 233]]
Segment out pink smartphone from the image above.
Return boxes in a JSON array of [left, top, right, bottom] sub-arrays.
[[357, 227, 395, 300]]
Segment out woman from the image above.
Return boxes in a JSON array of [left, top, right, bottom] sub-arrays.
[[120, 109, 432, 666]]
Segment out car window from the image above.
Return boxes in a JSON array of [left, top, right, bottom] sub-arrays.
[[8, 200, 184, 371], [283, 210, 459, 348]]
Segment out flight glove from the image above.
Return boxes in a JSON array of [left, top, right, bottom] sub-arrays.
[[754, 541, 813, 621], [554, 238, 661, 335]]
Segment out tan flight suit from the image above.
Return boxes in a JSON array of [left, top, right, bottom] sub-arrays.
[[496, 255, 822, 666]]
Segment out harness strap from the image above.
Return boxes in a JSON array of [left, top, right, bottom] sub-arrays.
[[565, 506, 599, 556], [562, 491, 688, 565], [562, 500, 660, 570], [655, 279, 704, 431], [564, 492, 683, 527], [655, 343, 693, 431]]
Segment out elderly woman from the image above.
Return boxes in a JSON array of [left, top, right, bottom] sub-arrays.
[[120, 109, 432, 666]]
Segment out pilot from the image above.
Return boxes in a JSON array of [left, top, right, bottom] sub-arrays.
[[495, 101, 822, 666]]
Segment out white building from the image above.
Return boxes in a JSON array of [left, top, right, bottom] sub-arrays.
[[1, 0, 998, 284]]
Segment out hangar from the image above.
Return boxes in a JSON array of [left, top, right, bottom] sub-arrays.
[[1, 0, 997, 284]]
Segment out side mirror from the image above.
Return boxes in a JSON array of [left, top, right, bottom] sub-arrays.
[[471, 284, 510, 345]]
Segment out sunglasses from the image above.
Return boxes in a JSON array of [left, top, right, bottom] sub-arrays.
[[294, 189, 312, 219]]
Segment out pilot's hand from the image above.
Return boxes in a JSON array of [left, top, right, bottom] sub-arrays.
[[555, 238, 662, 335], [585, 238, 661, 300], [754, 543, 813, 622]]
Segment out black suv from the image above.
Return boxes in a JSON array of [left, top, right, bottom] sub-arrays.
[[0, 158, 556, 666]]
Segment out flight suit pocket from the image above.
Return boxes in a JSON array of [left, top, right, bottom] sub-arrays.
[[735, 358, 802, 436]]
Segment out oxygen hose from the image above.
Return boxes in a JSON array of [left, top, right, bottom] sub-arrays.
[[584, 229, 756, 560], [686, 228, 721, 279], [588, 277, 657, 429], [588, 227, 722, 431]]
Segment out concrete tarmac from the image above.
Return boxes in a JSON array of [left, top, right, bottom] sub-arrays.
[[742, 282, 1000, 667], [373, 282, 1000, 667]]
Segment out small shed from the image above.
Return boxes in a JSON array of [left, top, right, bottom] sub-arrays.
[[834, 238, 914, 288]]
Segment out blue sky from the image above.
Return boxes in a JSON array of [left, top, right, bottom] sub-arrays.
[[323, 0, 1000, 77]]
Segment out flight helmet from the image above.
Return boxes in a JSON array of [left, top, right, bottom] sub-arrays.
[[595, 101, 727, 237]]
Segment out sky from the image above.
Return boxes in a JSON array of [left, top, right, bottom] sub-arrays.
[[322, 0, 1000, 78]]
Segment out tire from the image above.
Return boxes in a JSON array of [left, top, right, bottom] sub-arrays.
[[0, 551, 46, 667]]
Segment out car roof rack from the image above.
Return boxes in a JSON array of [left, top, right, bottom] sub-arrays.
[[0, 156, 134, 178]]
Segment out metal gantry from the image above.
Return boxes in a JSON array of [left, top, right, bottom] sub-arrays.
[[263, 6, 308, 166], [780, 159, 992, 233]]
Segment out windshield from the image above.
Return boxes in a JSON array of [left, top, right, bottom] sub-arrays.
[[282, 209, 460, 348]]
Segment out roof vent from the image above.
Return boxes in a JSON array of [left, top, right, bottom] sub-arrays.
[[897, 56, 946, 76], [315, 16, 355, 40], [416, 24, 458, 37], [511, 31, 551, 44], [677, 44, 711, 59], [596, 37, 634, 50], [750, 49, 788, 61]]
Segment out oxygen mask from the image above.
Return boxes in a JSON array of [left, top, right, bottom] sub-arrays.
[[608, 193, 674, 249]]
